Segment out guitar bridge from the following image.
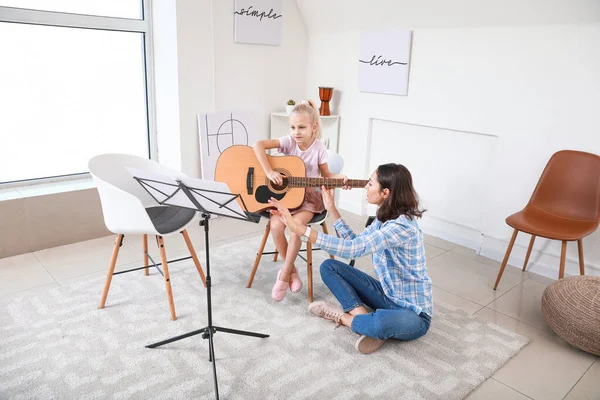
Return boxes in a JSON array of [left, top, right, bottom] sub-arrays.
[[246, 167, 254, 195]]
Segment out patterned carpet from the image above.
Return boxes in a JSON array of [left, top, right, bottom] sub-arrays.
[[0, 236, 529, 399]]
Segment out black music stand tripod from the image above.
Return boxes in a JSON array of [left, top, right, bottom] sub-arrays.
[[129, 169, 269, 400]]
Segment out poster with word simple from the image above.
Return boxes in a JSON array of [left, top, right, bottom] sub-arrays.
[[234, 0, 282, 46], [359, 29, 413, 96], [197, 110, 258, 180]]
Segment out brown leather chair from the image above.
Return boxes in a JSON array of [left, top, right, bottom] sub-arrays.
[[494, 150, 600, 290]]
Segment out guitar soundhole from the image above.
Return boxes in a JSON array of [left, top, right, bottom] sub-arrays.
[[270, 178, 288, 192], [268, 168, 291, 194]]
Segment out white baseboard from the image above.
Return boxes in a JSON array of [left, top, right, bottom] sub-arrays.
[[421, 216, 600, 279], [419, 215, 482, 251]]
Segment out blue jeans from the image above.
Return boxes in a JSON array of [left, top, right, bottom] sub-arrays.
[[320, 259, 431, 341]]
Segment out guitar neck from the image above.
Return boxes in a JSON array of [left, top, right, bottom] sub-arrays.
[[288, 177, 368, 189]]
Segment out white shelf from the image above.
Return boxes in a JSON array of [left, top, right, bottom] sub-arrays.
[[270, 112, 341, 152], [271, 112, 340, 119]]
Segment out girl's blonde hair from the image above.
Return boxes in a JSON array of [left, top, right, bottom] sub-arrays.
[[291, 99, 322, 139]]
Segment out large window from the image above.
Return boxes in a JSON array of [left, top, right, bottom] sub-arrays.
[[0, 2, 154, 184]]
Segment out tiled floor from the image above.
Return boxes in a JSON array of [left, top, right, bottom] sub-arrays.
[[1, 210, 598, 399]]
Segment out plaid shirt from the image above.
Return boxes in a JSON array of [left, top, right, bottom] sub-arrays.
[[315, 215, 433, 316]]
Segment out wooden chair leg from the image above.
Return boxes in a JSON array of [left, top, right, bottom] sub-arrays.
[[559, 241, 567, 279], [272, 222, 278, 261], [181, 229, 207, 287], [321, 221, 335, 260], [494, 229, 518, 290], [143, 234, 149, 276], [157, 236, 176, 320], [99, 234, 123, 309], [307, 240, 313, 303], [577, 239, 585, 276], [522, 235, 536, 271], [248, 222, 271, 288]]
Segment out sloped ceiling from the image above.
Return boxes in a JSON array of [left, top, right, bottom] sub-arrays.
[[296, 0, 600, 32]]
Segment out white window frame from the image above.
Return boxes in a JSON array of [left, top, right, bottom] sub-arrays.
[[0, 2, 157, 186]]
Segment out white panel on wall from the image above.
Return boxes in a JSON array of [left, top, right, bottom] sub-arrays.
[[359, 29, 412, 96], [234, 0, 283, 46], [366, 119, 498, 239], [197, 110, 259, 180]]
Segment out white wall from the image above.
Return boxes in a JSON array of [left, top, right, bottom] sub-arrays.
[[175, 0, 217, 177], [212, 0, 308, 140], [152, 0, 183, 171], [299, 0, 600, 279], [153, 0, 307, 177]]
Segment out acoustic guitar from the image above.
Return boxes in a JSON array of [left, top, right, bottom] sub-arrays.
[[214, 145, 368, 212]]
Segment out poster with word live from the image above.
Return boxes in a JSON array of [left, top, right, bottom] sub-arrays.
[[359, 29, 413, 96]]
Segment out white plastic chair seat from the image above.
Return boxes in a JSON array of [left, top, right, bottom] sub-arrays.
[[89, 153, 199, 236]]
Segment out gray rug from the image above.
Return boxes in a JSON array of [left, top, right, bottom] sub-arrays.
[[0, 236, 529, 400]]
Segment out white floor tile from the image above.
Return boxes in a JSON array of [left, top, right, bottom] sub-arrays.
[[0, 253, 56, 296], [466, 378, 532, 399], [475, 307, 597, 400], [427, 251, 527, 306], [563, 358, 600, 400], [487, 278, 553, 333]]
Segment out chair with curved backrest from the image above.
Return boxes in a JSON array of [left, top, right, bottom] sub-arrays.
[[494, 150, 600, 290], [89, 153, 206, 320], [247, 149, 344, 302]]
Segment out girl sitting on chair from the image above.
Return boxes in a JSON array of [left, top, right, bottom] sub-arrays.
[[253, 100, 348, 302], [268, 163, 433, 354]]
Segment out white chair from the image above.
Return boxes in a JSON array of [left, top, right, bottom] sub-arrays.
[[89, 153, 206, 321], [247, 150, 344, 302]]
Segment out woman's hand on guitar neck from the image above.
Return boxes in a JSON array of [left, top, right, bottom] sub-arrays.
[[268, 198, 305, 236]]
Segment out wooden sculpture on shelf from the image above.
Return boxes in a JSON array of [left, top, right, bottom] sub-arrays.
[[318, 86, 333, 116]]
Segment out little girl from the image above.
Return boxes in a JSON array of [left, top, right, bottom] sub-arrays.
[[253, 100, 347, 301]]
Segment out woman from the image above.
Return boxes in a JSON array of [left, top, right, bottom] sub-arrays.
[[268, 163, 433, 354]]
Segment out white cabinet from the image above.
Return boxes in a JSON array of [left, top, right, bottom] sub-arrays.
[[269, 112, 341, 152]]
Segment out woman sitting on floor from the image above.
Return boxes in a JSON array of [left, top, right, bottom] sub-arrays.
[[268, 163, 433, 354]]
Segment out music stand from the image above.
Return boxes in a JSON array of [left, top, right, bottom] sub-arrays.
[[126, 167, 269, 400]]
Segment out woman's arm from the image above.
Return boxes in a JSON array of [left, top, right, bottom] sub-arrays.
[[320, 186, 372, 240], [253, 139, 285, 185], [268, 198, 405, 259], [321, 186, 367, 240], [320, 185, 341, 222]]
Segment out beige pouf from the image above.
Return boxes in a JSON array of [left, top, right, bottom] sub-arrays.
[[541, 276, 600, 356]]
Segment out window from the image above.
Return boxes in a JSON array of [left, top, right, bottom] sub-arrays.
[[0, 1, 154, 184], [0, 0, 142, 19]]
